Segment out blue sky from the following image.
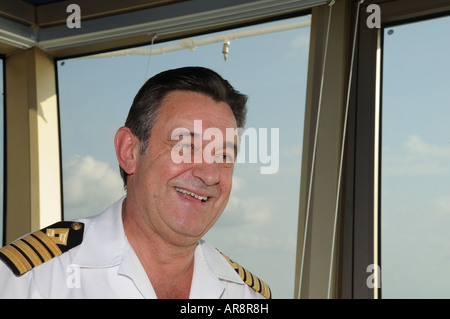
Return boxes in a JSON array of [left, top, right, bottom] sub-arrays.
[[381, 15, 450, 298]]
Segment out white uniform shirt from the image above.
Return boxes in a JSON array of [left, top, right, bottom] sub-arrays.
[[0, 197, 261, 299]]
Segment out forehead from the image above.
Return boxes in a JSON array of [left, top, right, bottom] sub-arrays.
[[157, 90, 237, 131]]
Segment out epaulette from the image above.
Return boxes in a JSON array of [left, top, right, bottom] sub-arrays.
[[218, 250, 272, 299], [0, 221, 84, 276]]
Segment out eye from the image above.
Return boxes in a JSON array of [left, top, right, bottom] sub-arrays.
[[215, 150, 235, 165], [179, 143, 203, 159], [181, 143, 193, 150], [224, 153, 235, 163], [174, 143, 192, 156]]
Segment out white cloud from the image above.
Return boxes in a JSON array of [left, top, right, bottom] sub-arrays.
[[291, 33, 310, 49], [231, 175, 246, 192], [383, 135, 450, 176], [281, 144, 302, 158], [215, 173, 275, 228], [63, 155, 125, 219], [283, 33, 310, 59], [404, 135, 450, 159], [218, 195, 273, 228], [220, 232, 296, 254], [433, 197, 450, 215]]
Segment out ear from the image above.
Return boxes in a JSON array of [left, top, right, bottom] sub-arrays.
[[115, 127, 139, 176]]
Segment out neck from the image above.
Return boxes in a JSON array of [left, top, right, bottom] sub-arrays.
[[121, 197, 197, 298]]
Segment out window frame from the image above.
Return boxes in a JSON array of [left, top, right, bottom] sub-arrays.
[[0, 56, 4, 247]]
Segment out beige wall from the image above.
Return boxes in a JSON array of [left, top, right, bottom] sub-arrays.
[[5, 47, 61, 243]]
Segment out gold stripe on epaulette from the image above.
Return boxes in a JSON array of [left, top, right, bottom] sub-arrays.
[[0, 245, 32, 275], [218, 251, 272, 299], [33, 230, 62, 257], [22, 235, 53, 262], [0, 221, 84, 276], [11, 240, 42, 268], [260, 280, 271, 300], [248, 270, 261, 292]]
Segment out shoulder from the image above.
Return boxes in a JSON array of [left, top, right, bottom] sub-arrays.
[[198, 240, 271, 299], [0, 197, 125, 278], [0, 221, 85, 277], [218, 249, 272, 299]]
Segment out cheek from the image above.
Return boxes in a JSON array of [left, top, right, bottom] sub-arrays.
[[219, 169, 234, 198], [137, 149, 184, 180]]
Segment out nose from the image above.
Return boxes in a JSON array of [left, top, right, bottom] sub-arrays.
[[192, 161, 220, 186]]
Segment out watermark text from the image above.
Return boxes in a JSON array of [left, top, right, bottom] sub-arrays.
[[366, 4, 381, 29], [170, 120, 279, 174], [366, 263, 381, 289], [66, 4, 81, 29]]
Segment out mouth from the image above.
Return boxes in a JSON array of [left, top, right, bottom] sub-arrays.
[[175, 187, 209, 203]]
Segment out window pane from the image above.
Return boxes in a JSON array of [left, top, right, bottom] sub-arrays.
[[381, 15, 450, 298], [58, 16, 310, 298]]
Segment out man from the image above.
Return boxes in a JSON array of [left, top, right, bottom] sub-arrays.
[[0, 67, 271, 299]]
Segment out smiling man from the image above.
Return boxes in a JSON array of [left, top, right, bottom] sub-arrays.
[[0, 67, 271, 299]]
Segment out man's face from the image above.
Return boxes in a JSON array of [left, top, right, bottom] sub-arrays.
[[128, 90, 237, 245]]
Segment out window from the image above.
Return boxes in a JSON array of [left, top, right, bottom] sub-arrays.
[[381, 14, 450, 298], [57, 15, 311, 298]]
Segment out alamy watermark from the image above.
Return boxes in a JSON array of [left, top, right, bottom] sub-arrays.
[[66, 263, 381, 290], [66, 3, 382, 30], [66, 4, 81, 29], [63, 1, 380, 171], [366, 4, 381, 29], [170, 120, 279, 175], [66, 264, 81, 288], [366, 263, 381, 289]]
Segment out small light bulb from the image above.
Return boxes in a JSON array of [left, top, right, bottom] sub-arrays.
[[222, 41, 230, 61]]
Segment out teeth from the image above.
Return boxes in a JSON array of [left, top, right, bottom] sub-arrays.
[[175, 187, 208, 202]]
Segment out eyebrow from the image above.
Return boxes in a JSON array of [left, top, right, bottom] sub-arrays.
[[173, 130, 238, 155]]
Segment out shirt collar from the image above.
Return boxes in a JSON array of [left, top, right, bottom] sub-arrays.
[[194, 240, 244, 287], [72, 196, 127, 268], [118, 240, 157, 298], [189, 240, 246, 299]]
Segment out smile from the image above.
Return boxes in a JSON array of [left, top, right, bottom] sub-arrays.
[[175, 187, 209, 203]]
